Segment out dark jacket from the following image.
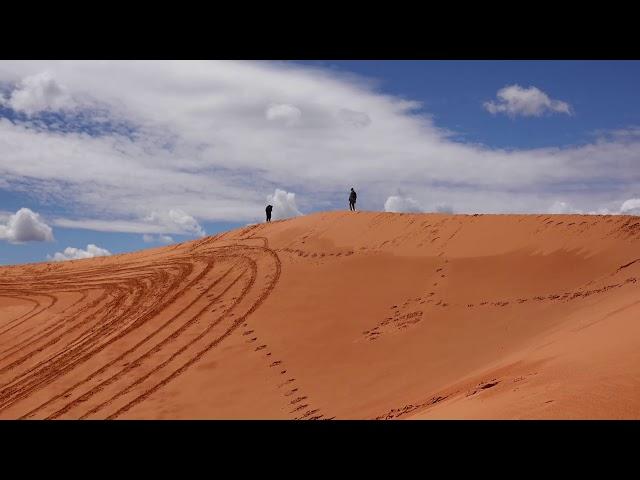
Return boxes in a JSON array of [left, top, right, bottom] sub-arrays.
[[349, 191, 357, 202]]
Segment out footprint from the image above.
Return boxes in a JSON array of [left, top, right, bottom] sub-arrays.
[[480, 380, 499, 390], [291, 404, 309, 413], [301, 409, 320, 419]]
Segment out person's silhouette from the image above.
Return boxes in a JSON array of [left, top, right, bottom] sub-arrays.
[[349, 188, 357, 211], [265, 204, 273, 222]]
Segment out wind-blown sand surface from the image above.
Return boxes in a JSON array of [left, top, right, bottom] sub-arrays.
[[1, 211, 640, 419]]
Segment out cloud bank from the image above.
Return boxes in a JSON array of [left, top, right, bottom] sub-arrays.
[[0, 61, 638, 239]]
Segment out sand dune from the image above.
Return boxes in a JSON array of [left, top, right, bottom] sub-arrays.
[[1, 211, 640, 419]]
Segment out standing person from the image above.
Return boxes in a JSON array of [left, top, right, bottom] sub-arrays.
[[265, 204, 273, 222], [349, 188, 357, 211]]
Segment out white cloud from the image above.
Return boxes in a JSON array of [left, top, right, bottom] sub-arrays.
[[0, 208, 54, 243], [550, 199, 640, 215], [0, 61, 638, 233], [595, 127, 640, 142], [144, 209, 205, 236], [51, 209, 204, 237], [620, 198, 640, 215], [384, 195, 423, 213], [6, 71, 76, 116], [337, 108, 371, 127], [434, 203, 454, 214], [484, 85, 572, 117], [168, 209, 205, 236], [265, 103, 301, 126], [586, 207, 613, 215], [548, 201, 583, 214], [143, 233, 174, 243], [384, 196, 452, 214], [49, 243, 111, 262], [266, 188, 302, 219]]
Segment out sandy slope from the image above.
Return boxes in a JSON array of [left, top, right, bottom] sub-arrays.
[[1, 211, 639, 419]]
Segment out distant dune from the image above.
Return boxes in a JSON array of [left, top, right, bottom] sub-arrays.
[[1, 211, 640, 419]]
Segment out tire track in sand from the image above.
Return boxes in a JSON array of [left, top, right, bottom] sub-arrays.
[[0, 233, 283, 419]]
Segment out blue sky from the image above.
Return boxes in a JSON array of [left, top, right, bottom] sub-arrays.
[[296, 60, 640, 148], [1, 60, 640, 265]]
